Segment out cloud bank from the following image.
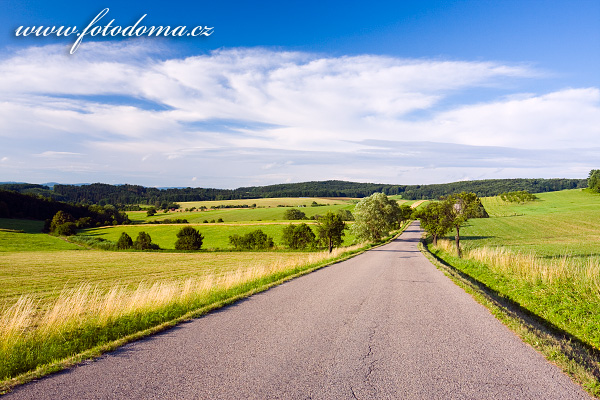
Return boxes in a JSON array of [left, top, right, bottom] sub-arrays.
[[0, 42, 598, 187]]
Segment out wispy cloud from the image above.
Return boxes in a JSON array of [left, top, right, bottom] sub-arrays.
[[0, 41, 597, 187]]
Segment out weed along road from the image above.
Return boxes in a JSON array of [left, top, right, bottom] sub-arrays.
[[6, 223, 591, 399]]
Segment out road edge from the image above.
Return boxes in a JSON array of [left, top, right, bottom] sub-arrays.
[[418, 237, 600, 398]]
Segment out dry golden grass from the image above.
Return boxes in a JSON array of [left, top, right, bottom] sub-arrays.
[[434, 239, 600, 291], [0, 244, 362, 355]]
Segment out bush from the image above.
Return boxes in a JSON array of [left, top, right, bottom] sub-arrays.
[[133, 231, 159, 250], [283, 209, 306, 220], [337, 209, 354, 221], [54, 222, 77, 236], [174, 227, 204, 250], [281, 223, 316, 250], [117, 232, 133, 249], [50, 210, 75, 234], [146, 207, 157, 217], [229, 229, 274, 250]]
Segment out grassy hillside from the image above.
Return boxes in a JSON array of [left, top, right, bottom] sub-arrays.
[[0, 219, 82, 252], [456, 189, 600, 256]]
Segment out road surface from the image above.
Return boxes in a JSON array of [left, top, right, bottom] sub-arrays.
[[6, 222, 591, 399]]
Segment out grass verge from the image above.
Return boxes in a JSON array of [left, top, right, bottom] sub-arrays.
[[0, 222, 410, 394], [420, 238, 600, 398]]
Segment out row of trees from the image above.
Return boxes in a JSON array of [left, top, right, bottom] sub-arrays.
[[283, 208, 355, 222], [116, 227, 203, 250]]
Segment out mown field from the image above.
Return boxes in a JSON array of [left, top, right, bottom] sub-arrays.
[[127, 197, 357, 224], [457, 189, 600, 257]]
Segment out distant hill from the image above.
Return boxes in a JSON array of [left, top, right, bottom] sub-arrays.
[[0, 178, 585, 206]]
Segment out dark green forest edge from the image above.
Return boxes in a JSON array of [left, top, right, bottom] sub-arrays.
[[1, 177, 587, 207]]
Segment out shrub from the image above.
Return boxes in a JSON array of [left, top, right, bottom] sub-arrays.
[[283, 209, 306, 220], [174, 227, 204, 250], [337, 209, 354, 221], [117, 232, 133, 249], [281, 223, 316, 250], [50, 211, 75, 234], [229, 229, 274, 250], [54, 222, 77, 236], [133, 231, 159, 250]]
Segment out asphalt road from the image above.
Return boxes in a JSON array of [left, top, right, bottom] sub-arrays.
[[6, 222, 591, 399]]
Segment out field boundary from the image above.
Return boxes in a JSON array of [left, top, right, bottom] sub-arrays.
[[0, 222, 411, 394], [419, 238, 600, 398]]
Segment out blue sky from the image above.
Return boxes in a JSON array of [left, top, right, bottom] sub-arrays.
[[0, 0, 598, 188]]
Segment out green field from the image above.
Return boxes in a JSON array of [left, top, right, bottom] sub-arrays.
[[0, 219, 83, 252], [178, 197, 352, 209], [81, 222, 357, 250], [128, 203, 355, 224], [454, 189, 600, 257]]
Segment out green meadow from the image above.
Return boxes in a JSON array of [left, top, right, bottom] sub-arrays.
[[81, 222, 357, 250], [457, 189, 600, 257], [128, 202, 355, 224]]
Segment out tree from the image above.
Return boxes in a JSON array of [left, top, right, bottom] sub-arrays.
[[134, 231, 158, 250], [117, 232, 133, 249], [414, 202, 452, 246], [229, 229, 274, 250], [283, 208, 306, 220], [440, 192, 482, 258], [336, 209, 355, 221], [317, 212, 346, 252], [175, 226, 204, 250], [351, 193, 400, 242], [281, 223, 316, 250], [146, 207, 157, 217], [50, 211, 77, 235], [398, 204, 413, 226], [588, 169, 600, 192]]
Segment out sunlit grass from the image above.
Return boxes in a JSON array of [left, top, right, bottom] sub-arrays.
[[0, 245, 363, 382]]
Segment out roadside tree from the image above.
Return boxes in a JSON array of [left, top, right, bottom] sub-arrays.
[[351, 193, 400, 242], [414, 202, 452, 246], [441, 192, 482, 257], [317, 212, 346, 252]]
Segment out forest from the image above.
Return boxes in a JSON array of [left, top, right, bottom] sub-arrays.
[[0, 177, 587, 208]]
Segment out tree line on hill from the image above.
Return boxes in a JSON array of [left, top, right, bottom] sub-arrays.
[[0, 189, 129, 229], [0, 178, 587, 206]]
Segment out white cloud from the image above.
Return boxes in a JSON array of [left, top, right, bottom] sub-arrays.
[[0, 41, 597, 187]]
